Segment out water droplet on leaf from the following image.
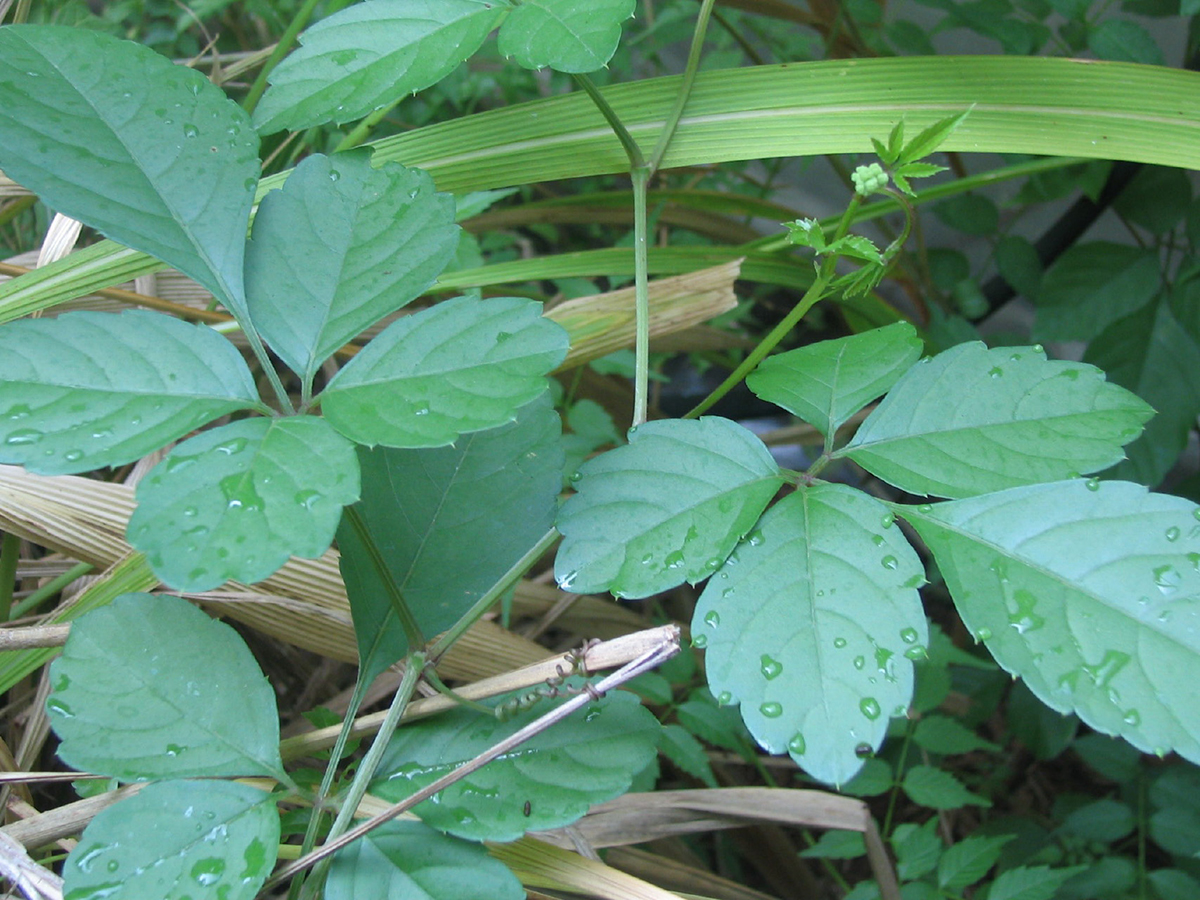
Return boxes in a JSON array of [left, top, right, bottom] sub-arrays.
[[881, 555, 898, 570], [788, 733, 806, 755], [5, 428, 42, 446], [859, 697, 881, 720], [760, 654, 783, 680], [759, 701, 783, 718], [691, 634, 708, 648], [1165, 526, 1181, 542], [703, 611, 720, 628]]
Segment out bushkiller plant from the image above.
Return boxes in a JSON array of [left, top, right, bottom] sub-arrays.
[[1, 2, 1200, 899]]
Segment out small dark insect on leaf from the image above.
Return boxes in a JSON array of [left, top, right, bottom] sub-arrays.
[[523, 800, 532, 816]]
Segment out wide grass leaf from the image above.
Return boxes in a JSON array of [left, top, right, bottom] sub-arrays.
[[747, 321, 922, 439], [253, 0, 509, 134], [0, 26, 259, 316], [327, 819, 524, 900], [902, 480, 1200, 763], [63, 780, 279, 900], [47, 593, 282, 779], [693, 485, 926, 786], [498, 0, 635, 72], [127, 417, 360, 591], [245, 151, 458, 384], [838, 343, 1153, 499], [321, 295, 567, 448], [555, 417, 783, 598], [0, 310, 258, 475], [338, 394, 562, 680], [372, 684, 660, 841]]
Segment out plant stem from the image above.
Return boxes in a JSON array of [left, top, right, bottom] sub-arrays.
[[647, 0, 716, 175], [0, 533, 19, 622], [571, 74, 645, 170], [9, 562, 92, 620], [263, 636, 680, 889], [342, 505, 425, 650], [335, 98, 402, 152], [242, 0, 323, 114], [297, 653, 426, 899], [426, 528, 559, 661], [631, 166, 651, 426]]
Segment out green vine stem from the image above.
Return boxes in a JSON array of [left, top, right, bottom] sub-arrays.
[[242, 0, 323, 114], [341, 505, 425, 650], [9, 561, 92, 620], [0, 532, 19, 622], [647, 0, 716, 175]]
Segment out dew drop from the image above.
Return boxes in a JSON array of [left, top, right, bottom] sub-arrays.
[[569, 471, 583, 483], [183, 123, 198, 138], [703, 610, 720, 628], [759, 654, 783, 680], [1085, 477, 1100, 491], [746, 530, 763, 546], [182, 506, 198, 517], [414, 403, 430, 416], [294, 489, 321, 510], [63, 449, 84, 463], [853, 655, 865, 670], [788, 733, 806, 755], [215, 437, 248, 456], [46, 697, 74, 718], [881, 555, 898, 570], [1032, 343, 1044, 353], [859, 697, 882, 720], [899, 627, 918, 644], [871, 534, 885, 547], [691, 634, 708, 648], [833, 637, 847, 649], [190, 858, 225, 887], [329, 169, 341, 181], [715, 691, 733, 706], [855, 743, 873, 758], [1165, 526, 1181, 542], [904, 646, 928, 660], [974, 627, 993, 641], [1194, 508, 1200, 522], [1123, 709, 1141, 726], [1153, 565, 1182, 594], [557, 570, 577, 591], [988, 366, 1003, 378], [917, 503, 933, 513], [759, 701, 783, 718], [4, 428, 43, 446], [881, 512, 895, 529], [106, 859, 119, 873]]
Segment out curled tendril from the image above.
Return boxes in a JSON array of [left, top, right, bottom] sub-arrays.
[[495, 639, 603, 721]]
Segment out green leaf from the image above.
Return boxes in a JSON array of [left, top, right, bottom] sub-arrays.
[[912, 714, 1000, 754], [1148, 869, 1200, 900], [994, 234, 1042, 301], [1087, 18, 1164, 64], [1007, 679, 1077, 760], [1033, 243, 1160, 342], [896, 109, 970, 166], [63, 780, 279, 900], [372, 683, 660, 841], [841, 757, 894, 797], [1059, 798, 1134, 842], [498, 0, 635, 72], [127, 416, 360, 592], [253, 0, 510, 134], [0, 310, 258, 475], [1072, 733, 1142, 783], [1113, 166, 1192, 235], [675, 694, 754, 753], [937, 834, 1013, 890], [0, 26, 258, 316], [746, 321, 922, 439], [902, 765, 991, 809], [660, 723, 718, 787], [892, 820, 942, 880], [693, 485, 926, 787], [932, 193, 999, 236], [1084, 300, 1200, 487], [800, 831, 867, 859], [47, 593, 282, 779], [245, 151, 459, 383], [327, 819, 524, 900], [337, 394, 562, 681], [825, 234, 884, 264], [555, 417, 783, 598], [988, 865, 1089, 900], [902, 479, 1200, 763], [321, 295, 567, 448], [839, 343, 1154, 499]]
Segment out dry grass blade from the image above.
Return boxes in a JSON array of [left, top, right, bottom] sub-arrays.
[[493, 836, 686, 900], [604, 846, 781, 900]]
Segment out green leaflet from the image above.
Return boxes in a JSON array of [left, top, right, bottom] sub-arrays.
[[0, 310, 259, 475], [372, 683, 660, 841], [321, 295, 568, 449], [693, 484, 926, 787], [902, 765, 990, 810], [327, 820, 525, 900], [1033, 243, 1161, 342], [0, 26, 258, 318], [746, 321, 922, 439], [338, 394, 562, 681], [902, 480, 1200, 763], [47, 594, 283, 780], [838, 343, 1154, 499], [937, 835, 1014, 891], [127, 417, 360, 591], [63, 780, 279, 900], [498, 0, 635, 72], [555, 417, 784, 598], [245, 151, 459, 385], [253, 0, 510, 134]]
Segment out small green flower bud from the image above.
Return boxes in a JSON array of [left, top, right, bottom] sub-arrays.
[[852, 163, 888, 197]]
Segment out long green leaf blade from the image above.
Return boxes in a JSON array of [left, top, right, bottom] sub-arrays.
[[48, 593, 282, 779], [839, 343, 1154, 499], [253, 0, 510, 134], [245, 151, 459, 383], [321, 296, 568, 448], [0, 310, 258, 475], [555, 417, 784, 598], [497, 0, 634, 73], [903, 480, 1200, 763], [127, 417, 360, 591], [693, 484, 926, 787], [63, 780, 279, 900], [0, 26, 259, 315], [338, 394, 562, 681]]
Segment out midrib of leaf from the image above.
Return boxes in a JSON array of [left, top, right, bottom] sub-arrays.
[[903, 504, 1197, 659], [843, 411, 1133, 455], [800, 489, 835, 733], [386, 441, 469, 593]]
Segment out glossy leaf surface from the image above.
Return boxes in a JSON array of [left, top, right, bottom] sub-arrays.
[[0, 26, 258, 316], [63, 780, 279, 900], [372, 684, 660, 841], [338, 394, 562, 680], [326, 819, 524, 900], [128, 416, 360, 591], [47, 593, 282, 779], [747, 321, 922, 438], [840, 343, 1153, 499], [1034, 243, 1160, 342], [555, 417, 783, 598], [321, 295, 568, 448], [254, 0, 509, 134], [903, 480, 1200, 763], [245, 151, 458, 382], [498, 0, 635, 72], [693, 484, 926, 786], [0, 310, 258, 475]]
